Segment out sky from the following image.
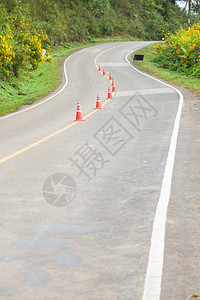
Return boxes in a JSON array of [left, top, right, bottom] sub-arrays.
[[177, 0, 186, 9]]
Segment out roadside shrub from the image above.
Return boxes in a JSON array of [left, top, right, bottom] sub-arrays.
[[153, 23, 200, 78], [0, 12, 52, 79]]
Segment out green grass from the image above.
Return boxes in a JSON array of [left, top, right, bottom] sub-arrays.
[[132, 43, 200, 96], [0, 58, 61, 115], [0, 36, 138, 116]]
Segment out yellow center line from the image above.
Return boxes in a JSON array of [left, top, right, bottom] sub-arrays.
[[94, 44, 122, 69], [0, 44, 122, 165], [0, 122, 76, 164]]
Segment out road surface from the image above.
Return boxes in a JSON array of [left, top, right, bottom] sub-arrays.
[[0, 41, 200, 300]]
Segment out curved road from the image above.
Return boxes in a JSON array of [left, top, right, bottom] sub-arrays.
[[0, 41, 199, 299]]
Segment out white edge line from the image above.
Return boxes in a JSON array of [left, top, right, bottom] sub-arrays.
[[0, 53, 73, 121], [125, 44, 183, 300]]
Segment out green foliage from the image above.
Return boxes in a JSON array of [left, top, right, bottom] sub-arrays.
[[0, 0, 191, 48]]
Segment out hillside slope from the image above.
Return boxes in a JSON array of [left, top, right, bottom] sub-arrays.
[[1, 0, 188, 45]]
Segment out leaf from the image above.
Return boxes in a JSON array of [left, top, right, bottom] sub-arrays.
[[180, 46, 189, 57]]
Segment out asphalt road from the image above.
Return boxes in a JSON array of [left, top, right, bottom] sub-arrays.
[[0, 41, 200, 300]]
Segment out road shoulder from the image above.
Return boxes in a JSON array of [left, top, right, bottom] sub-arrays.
[[161, 86, 200, 299]]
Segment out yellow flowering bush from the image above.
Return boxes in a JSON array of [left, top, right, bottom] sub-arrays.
[[0, 25, 15, 77], [0, 13, 52, 78], [153, 23, 200, 78]]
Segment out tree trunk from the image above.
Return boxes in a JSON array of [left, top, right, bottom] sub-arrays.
[[189, 0, 192, 11]]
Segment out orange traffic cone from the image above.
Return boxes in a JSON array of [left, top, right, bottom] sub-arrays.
[[98, 65, 101, 72], [112, 78, 116, 93], [103, 69, 106, 76], [95, 94, 102, 109], [108, 87, 112, 99], [75, 102, 85, 121], [109, 73, 112, 81]]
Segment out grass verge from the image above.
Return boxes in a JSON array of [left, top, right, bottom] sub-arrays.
[[0, 36, 138, 116], [132, 43, 200, 97]]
